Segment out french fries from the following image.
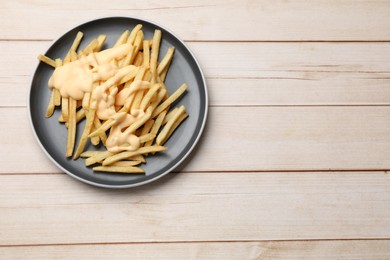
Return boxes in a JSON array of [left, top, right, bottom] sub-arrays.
[[156, 106, 186, 145], [38, 55, 56, 67], [38, 26, 189, 174], [66, 98, 77, 157], [152, 83, 188, 118], [145, 110, 167, 147], [103, 146, 167, 166], [158, 47, 175, 75], [73, 108, 95, 159], [93, 166, 145, 174]]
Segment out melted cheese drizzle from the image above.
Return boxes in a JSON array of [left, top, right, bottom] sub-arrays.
[[48, 43, 148, 152]]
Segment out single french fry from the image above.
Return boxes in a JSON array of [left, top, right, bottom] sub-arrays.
[[64, 31, 83, 62], [93, 166, 144, 174], [61, 97, 69, 121], [144, 110, 167, 147], [73, 108, 96, 159], [167, 112, 188, 139], [152, 83, 188, 118], [130, 30, 144, 64], [140, 83, 160, 111], [157, 47, 174, 75], [162, 107, 178, 125], [66, 98, 77, 157], [159, 61, 172, 83], [139, 133, 156, 143], [134, 30, 144, 51], [114, 30, 130, 47], [45, 90, 55, 118], [76, 108, 86, 122], [111, 161, 142, 167], [41, 54, 57, 117], [143, 40, 150, 67], [53, 89, 61, 106], [70, 32, 84, 52], [80, 150, 109, 158], [38, 54, 56, 67], [103, 145, 167, 166], [53, 59, 62, 106], [126, 154, 145, 163], [95, 34, 107, 51], [156, 106, 185, 145], [127, 24, 142, 45], [70, 31, 84, 52], [65, 108, 86, 128], [150, 30, 162, 83], [82, 92, 91, 110], [85, 151, 114, 166]]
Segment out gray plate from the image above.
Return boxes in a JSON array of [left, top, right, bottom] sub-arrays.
[[28, 17, 208, 188]]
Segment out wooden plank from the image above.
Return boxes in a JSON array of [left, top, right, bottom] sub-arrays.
[[2, 41, 390, 106], [208, 77, 390, 106], [3, 106, 390, 173], [2, 1, 390, 40], [1, 240, 390, 259], [1, 172, 390, 244]]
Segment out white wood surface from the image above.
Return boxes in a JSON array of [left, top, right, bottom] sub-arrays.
[[3, 0, 390, 41], [2, 107, 390, 173], [2, 41, 390, 106], [1, 172, 390, 245], [2, 0, 390, 258], [1, 240, 390, 259]]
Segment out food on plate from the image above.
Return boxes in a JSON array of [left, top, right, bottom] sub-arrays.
[[38, 25, 188, 174]]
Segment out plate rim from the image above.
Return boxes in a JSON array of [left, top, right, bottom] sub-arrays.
[[27, 16, 208, 189]]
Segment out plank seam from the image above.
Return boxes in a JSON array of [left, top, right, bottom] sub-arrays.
[[0, 169, 388, 176], [3, 39, 390, 43], [2, 238, 390, 248], [5, 105, 390, 109]]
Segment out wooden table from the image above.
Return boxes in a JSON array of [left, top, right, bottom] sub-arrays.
[[2, 1, 390, 259]]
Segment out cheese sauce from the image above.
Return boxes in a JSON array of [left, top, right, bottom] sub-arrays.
[[48, 43, 132, 101], [90, 65, 136, 120], [48, 43, 147, 152], [105, 111, 144, 152], [116, 80, 151, 106]]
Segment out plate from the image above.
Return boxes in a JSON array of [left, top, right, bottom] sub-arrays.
[[28, 17, 208, 188]]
